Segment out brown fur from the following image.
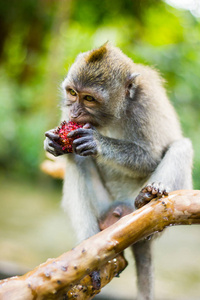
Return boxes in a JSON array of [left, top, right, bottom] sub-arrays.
[[85, 44, 108, 63]]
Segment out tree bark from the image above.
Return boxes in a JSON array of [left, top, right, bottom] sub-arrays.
[[0, 190, 200, 299]]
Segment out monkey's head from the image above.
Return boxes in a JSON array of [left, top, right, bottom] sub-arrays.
[[62, 43, 139, 127]]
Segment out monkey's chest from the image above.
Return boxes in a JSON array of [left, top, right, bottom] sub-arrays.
[[97, 163, 147, 202]]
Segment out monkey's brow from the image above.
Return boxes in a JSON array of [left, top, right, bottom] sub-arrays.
[[64, 80, 109, 100]]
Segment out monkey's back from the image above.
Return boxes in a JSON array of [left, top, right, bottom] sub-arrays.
[[95, 64, 183, 204]]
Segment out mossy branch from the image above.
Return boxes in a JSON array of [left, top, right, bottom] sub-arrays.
[[0, 190, 200, 299]]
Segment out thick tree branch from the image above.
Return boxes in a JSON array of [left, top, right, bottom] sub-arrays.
[[40, 155, 66, 179], [0, 190, 200, 299]]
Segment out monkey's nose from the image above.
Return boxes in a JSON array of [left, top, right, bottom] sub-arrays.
[[70, 111, 82, 120]]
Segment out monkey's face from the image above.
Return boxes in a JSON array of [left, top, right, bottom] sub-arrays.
[[62, 79, 116, 128], [61, 44, 134, 127]]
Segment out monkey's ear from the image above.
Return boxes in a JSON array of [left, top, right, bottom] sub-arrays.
[[129, 73, 140, 81], [126, 73, 140, 99]]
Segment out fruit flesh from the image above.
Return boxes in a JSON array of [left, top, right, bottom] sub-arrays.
[[54, 121, 83, 153]]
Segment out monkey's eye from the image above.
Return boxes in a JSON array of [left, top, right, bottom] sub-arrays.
[[84, 95, 95, 102], [69, 89, 77, 96]]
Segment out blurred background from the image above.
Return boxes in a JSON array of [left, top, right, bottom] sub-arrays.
[[0, 0, 200, 299]]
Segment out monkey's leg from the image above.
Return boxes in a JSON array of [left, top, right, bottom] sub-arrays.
[[132, 240, 153, 300]]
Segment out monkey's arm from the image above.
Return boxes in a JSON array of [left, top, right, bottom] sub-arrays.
[[148, 138, 193, 191], [62, 155, 112, 242], [68, 126, 159, 177], [134, 138, 193, 208], [44, 129, 112, 240]]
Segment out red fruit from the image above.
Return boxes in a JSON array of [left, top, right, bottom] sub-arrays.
[[54, 121, 83, 153]]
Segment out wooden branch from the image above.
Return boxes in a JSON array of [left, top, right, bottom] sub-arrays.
[[64, 253, 127, 299], [0, 190, 200, 299], [40, 154, 65, 179]]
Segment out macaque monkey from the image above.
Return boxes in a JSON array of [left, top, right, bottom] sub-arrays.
[[44, 43, 193, 300]]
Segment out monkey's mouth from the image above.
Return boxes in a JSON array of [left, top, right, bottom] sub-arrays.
[[70, 115, 99, 127]]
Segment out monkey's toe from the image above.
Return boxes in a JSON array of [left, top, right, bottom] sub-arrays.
[[135, 182, 169, 209]]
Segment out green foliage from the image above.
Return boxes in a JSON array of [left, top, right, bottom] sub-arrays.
[[0, 0, 199, 188]]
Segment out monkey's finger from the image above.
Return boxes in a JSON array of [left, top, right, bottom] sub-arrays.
[[73, 136, 92, 146], [151, 182, 159, 194], [141, 187, 148, 193], [157, 190, 163, 197], [45, 143, 63, 157], [157, 182, 170, 196], [135, 192, 154, 209], [45, 131, 60, 141], [158, 182, 164, 191], [44, 137, 60, 155], [146, 184, 153, 192], [67, 128, 93, 138], [163, 187, 170, 196], [79, 148, 97, 156], [75, 142, 90, 153], [157, 183, 165, 197], [152, 188, 158, 195], [49, 141, 61, 150], [75, 142, 97, 156], [143, 192, 155, 201], [48, 141, 65, 156], [83, 123, 93, 129]]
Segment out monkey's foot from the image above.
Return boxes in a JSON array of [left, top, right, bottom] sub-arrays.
[[135, 182, 169, 209], [89, 270, 101, 290]]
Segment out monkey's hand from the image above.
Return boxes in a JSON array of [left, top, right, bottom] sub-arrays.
[[67, 123, 98, 156], [135, 182, 170, 209], [44, 130, 66, 157]]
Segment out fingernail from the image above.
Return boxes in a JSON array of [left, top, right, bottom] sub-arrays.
[[83, 123, 90, 129]]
